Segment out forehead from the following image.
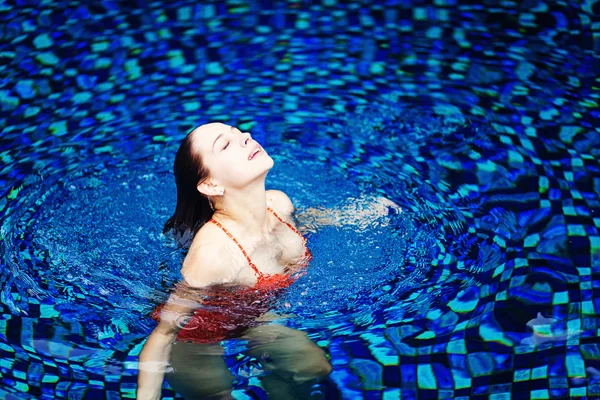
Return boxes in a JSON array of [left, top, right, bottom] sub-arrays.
[[190, 122, 233, 152]]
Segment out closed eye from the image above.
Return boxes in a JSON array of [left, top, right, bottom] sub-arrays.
[[222, 141, 229, 150]]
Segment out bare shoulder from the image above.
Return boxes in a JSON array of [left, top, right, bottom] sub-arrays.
[[182, 224, 239, 288], [266, 189, 294, 220]]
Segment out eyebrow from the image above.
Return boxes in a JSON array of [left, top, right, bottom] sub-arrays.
[[212, 126, 237, 152]]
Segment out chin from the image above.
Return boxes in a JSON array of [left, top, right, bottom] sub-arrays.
[[255, 152, 274, 168], [244, 156, 274, 181], [260, 157, 275, 176], [265, 155, 275, 168], [244, 153, 274, 178]]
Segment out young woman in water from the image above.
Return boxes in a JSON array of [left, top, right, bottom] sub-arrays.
[[136, 122, 400, 400]]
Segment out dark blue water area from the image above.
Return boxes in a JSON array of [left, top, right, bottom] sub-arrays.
[[0, 0, 599, 399]]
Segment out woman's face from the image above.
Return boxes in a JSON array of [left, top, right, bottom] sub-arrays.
[[191, 122, 274, 190]]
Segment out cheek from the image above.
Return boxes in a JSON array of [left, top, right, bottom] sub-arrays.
[[220, 154, 250, 178], [203, 156, 236, 182]]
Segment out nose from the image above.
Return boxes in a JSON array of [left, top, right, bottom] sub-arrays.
[[242, 132, 251, 146]]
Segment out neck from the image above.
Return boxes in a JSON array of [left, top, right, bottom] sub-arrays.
[[212, 180, 268, 234]]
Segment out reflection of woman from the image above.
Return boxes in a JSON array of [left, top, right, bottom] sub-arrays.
[[136, 123, 399, 399]]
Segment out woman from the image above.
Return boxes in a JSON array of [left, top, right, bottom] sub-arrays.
[[136, 122, 399, 399]]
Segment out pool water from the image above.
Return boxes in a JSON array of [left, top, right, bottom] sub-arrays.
[[0, 0, 599, 399]]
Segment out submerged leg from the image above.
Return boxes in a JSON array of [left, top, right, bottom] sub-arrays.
[[243, 324, 335, 399], [166, 341, 234, 400]]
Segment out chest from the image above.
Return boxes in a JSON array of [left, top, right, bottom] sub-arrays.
[[233, 222, 306, 284]]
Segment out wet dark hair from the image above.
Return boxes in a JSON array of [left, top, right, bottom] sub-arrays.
[[163, 130, 214, 247]]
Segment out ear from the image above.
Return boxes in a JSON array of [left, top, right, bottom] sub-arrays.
[[197, 180, 222, 197]]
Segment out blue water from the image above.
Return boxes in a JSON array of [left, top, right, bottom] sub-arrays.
[[1, 0, 599, 399]]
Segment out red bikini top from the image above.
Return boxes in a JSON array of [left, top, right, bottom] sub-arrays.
[[208, 206, 312, 288]]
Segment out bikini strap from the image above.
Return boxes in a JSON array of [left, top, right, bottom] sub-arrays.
[[208, 218, 262, 276], [266, 206, 308, 246], [209, 208, 309, 276]]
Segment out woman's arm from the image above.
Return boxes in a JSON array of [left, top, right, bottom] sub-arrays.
[[137, 291, 198, 400], [267, 189, 402, 229], [137, 247, 232, 400], [296, 196, 403, 228]]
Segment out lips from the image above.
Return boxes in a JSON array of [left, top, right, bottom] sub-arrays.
[[248, 144, 262, 160]]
